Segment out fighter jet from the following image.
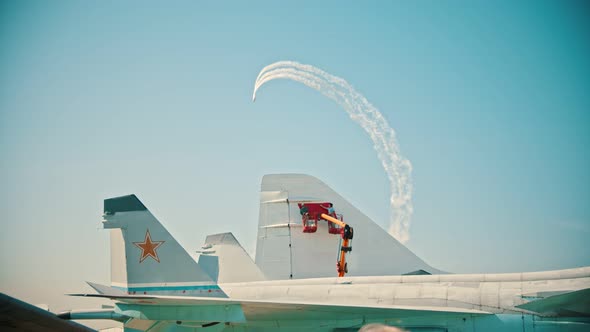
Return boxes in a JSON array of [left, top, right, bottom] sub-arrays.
[[60, 174, 589, 331]]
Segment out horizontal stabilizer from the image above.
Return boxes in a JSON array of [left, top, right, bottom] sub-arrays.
[[516, 288, 590, 317], [86, 282, 126, 296], [68, 293, 491, 321], [68, 293, 158, 300]]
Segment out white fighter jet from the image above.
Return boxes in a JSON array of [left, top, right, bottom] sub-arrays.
[[60, 174, 589, 331]]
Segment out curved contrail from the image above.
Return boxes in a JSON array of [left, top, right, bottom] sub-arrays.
[[252, 61, 413, 243]]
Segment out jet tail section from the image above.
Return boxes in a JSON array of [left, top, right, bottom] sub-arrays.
[[102, 194, 225, 297], [255, 174, 443, 280], [198, 233, 265, 283]]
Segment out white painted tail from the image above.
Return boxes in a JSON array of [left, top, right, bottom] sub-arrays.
[[102, 195, 225, 297], [198, 233, 265, 283], [255, 174, 443, 280]]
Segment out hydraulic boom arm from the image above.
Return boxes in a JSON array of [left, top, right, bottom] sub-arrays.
[[321, 213, 354, 277]]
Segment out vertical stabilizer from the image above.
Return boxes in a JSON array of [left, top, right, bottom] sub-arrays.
[[103, 195, 225, 296], [255, 174, 442, 280], [198, 233, 266, 283]]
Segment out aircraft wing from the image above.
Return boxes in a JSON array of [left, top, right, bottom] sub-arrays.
[[516, 288, 590, 317], [69, 292, 491, 323], [232, 299, 490, 321], [0, 293, 95, 332]]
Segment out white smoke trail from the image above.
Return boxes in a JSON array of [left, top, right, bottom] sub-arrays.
[[252, 61, 413, 243]]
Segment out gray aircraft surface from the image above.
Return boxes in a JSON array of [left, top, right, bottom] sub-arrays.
[[56, 174, 589, 331], [0, 293, 95, 331]]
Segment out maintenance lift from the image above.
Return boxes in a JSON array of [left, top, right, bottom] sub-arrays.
[[298, 202, 354, 277]]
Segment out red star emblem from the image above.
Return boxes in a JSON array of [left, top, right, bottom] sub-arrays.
[[133, 229, 165, 263]]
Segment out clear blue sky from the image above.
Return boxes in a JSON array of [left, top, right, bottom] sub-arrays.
[[1, 0, 589, 315]]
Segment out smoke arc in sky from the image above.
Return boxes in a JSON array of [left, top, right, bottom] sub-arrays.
[[253, 61, 413, 243]]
